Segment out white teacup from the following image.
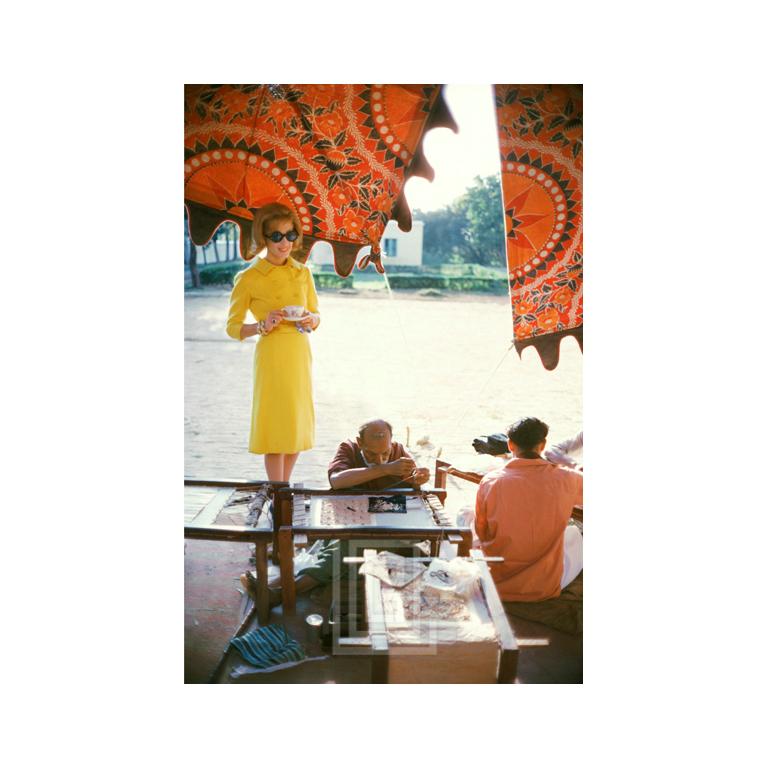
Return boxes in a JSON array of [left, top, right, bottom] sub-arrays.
[[282, 305, 306, 320]]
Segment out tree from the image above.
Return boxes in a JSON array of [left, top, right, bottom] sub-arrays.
[[189, 242, 201, 288], [184, 212, 200, 287], [415, 205, 467, 266], [459, 175, 506, 267], [415, 174, 505, 267]]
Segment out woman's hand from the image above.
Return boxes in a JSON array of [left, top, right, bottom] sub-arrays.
[[264, 310, 285, 333], [297, 312, 319, 331]]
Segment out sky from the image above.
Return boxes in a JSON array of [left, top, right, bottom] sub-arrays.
[[403, 84, 502, 213]]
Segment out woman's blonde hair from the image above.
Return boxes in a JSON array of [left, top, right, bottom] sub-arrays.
[[247, 202, 304, 259]]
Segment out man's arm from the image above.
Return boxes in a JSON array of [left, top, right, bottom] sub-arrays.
[[544, 431, 583, 468], [330, 456, 416, 490], [474, 478, 491, 542]]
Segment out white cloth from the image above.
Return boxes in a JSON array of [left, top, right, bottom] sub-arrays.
[[560, 524, 583, 589], [545, 431, 583, 469]]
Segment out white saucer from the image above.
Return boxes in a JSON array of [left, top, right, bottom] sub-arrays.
[[283, 314, 311, 323]]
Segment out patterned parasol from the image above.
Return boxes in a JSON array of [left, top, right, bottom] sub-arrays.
[[494, 85, 583, 370], [184, 84, 456, 276]]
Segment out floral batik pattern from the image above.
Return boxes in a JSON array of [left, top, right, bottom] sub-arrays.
[[495, 85, 583, 369], [184, 84, 453, 275]]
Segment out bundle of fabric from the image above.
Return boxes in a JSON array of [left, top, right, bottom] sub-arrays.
[[229, 624, 306, 668]]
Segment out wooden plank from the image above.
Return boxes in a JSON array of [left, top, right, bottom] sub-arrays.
[[274, 487, 443, 499], [434, 459, 450, 490], [286, 527, 469, 538], [185, 493, 218, 522], [470, 548, 518, 683], [184, 523, 272, 543], [189, 487, 235, 527], [254, 541, 270, 625], [343, 555, 504, 564], [278, 527, 296, 614], [364, 549, 390, 684], [336, 637, 373, 648], [272, 489, 296, 565], [184, 477, 268, 488]]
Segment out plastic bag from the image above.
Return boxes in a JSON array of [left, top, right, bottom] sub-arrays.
[[422, 557, 480, 598], [358, 551, 427, 588]]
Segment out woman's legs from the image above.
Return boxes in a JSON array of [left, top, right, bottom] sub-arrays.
[[264, 453, 300, 482], [264, 454, 284, 481], [283, 453, 299, 482]]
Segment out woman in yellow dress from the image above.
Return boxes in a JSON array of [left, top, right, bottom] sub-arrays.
[[226, 203, 320, 482]]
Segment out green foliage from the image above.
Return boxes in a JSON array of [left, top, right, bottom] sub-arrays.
[[199, 262, 242, 286], [460, 175, 506, 267], [384, 274, 507, 293], [197, 263, 351, 290], [416, 205, 469, 266], [414, 174, 506, 268], [313, 273, 348, 289]]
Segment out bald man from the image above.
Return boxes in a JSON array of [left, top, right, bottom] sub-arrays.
[[328, 419, 430, 490]]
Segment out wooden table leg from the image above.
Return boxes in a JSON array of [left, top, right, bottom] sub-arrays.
[[254, 541, 270, 625], [457, 531, 471, 557], [498, 648, 519, 684], [278, 526, 296, 614]]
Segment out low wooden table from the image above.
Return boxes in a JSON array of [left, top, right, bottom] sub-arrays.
[[273, 487, 472, 613], [343, 548, 518, 683], [184, 478, 285, 626]]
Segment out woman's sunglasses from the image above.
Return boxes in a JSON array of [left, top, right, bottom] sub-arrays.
[[266, 230, 299, 243]]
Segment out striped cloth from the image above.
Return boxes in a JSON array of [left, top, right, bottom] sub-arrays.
[[230, 624, 306, 668]]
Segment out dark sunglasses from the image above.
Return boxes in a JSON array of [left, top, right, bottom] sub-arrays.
[[266, 230, 299, 243]]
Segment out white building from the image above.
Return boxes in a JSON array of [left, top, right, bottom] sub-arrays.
[[308, 219, 423, 268]]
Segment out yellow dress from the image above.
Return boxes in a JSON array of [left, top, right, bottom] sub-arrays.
[[226, 256, 319, 454]]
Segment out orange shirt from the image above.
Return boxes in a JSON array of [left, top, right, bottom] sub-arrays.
[[475, 458, 583, 602]]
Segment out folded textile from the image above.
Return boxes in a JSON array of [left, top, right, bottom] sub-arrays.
[[230, 624, 306, 669]]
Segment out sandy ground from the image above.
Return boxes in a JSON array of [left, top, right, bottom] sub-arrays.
[[185, 287, 582, 513]]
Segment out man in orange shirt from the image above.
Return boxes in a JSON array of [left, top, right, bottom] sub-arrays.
[[475, 417, 583, 602]]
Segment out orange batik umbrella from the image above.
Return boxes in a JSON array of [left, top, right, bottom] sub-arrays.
[[494, 84, 583, 370], [184, 84, 456, 276]]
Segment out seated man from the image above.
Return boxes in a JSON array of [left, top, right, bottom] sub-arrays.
[[328, 419, 430, 490], [475, 417, 583, 603]]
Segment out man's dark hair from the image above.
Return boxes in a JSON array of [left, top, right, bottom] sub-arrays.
[[507, 417, 549, 450], [358, 419, 393, 440]]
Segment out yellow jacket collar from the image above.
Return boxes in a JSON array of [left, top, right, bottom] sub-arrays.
[[254, 256, 302, 275]]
